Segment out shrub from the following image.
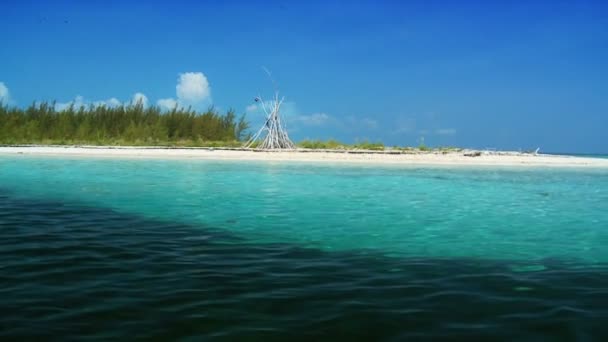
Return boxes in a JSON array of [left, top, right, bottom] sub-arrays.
[[0, 102, 250, 146]]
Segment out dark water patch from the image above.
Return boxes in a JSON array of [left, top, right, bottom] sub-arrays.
[[1, 193, 608, 340]]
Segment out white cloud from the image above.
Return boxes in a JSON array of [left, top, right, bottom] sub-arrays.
[[55, 93, 143, 111], [294, 112, 330, 126], [106, 97, 121, 107], [278, 101, 298, 118], [1, 70, 213, 113], [281, 111, 378, 132], [0, 82, 9, 104], [176, 72, 211, 104], [155, 71, 213, 111], [131, 92, 148, 107], [344, 116, 378, 130], [157, 98, 178, 111], [55, 95, 86, 111], [247, 100, 297, 118], [246, 104, 258, 113], [55, 102, 69, 111], [360, 118, 378, 129], [435, 128, 456, 136], [392, 117, 416, 135], [93, 97, 122, 108]]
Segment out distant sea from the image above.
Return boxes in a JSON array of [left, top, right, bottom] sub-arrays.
[[545, 152, 608, 159], [1, 156, 607, 340]]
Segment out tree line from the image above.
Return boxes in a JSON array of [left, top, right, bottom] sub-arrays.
[[0, 101, 250, 146]]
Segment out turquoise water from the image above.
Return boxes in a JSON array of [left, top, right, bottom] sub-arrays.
[[2, 155, 608, 339], [2, 156, 608, 263]]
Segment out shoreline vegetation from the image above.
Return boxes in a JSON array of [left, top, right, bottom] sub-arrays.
[[2, 102, 607, 168], [0, 101, 506, 153], [0, 101, 250, 147]]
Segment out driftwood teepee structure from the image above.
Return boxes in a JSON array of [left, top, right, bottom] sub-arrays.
[[244, 72, 295, 149]]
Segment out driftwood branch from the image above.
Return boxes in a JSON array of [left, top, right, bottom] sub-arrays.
[[244, 72, 295, 150]]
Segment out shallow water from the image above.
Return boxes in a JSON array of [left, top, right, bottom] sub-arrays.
[[1, 156, 608, 339]]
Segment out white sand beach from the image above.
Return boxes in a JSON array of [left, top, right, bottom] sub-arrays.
[[1, 146, 607, 168]]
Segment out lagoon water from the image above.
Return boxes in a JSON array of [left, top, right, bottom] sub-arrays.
[[1, 156, 608, 339]]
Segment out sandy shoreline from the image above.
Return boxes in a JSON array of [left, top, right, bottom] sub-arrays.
[[1, 145, 607, 168]]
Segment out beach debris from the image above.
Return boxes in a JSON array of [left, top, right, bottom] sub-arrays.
[[464, 151, 482, 157], [244, 69, 295, 150]]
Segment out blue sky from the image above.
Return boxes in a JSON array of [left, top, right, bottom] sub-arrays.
[[1, 0, 607, 153]]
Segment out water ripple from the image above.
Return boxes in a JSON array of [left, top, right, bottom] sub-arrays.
[[1, 193, 608, 339]]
